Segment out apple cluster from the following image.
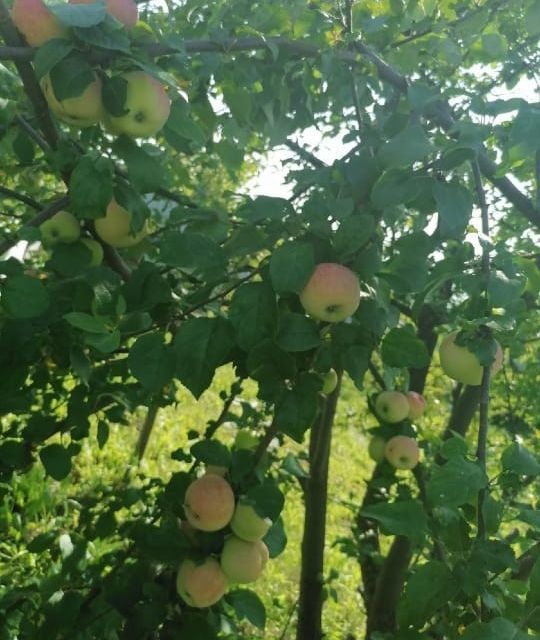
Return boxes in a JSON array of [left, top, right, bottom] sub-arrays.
[[176, 472, 273, 609], [11, 0, 171, 138]]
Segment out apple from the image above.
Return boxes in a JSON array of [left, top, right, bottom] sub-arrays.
[[80, 238, 104, 266], [220, 536, 268, 584], [230, 501, 272, 542], [321, 368, 338, 395], [69, 0, 138, 28], [439, 330, 503, 386], [234, 430, 259, 451], [299, 263, 361, 323], [368, 436, 387, 463], [104, 71, 171, 139], [41, 74, 103, 128], [176, 557, 227, 608], [11, 0, 68, 47], [385, 435, 420, 470], [406, 391, 426, 421], [40, 211, 80, 246], [205, 465, 228, 477], [94, 199, 148, 248], [183, 474, 235, 532], [374, 390, 410, 424]]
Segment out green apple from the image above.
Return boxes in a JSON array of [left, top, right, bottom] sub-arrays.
[[220, 536, 268, 584], [183, 474, 235, 532], [94, 199, 148, 248], [11, 0, 68, 47], [321, 368, 338, 395], [80, 238, 104, 266], [40, 211, 81, 246], [104, 71, 171, 138], [385, 435, 420, 470], [374, 390, 410, 424], [368, 435, 387, 463], [230, 502, 272, 542], [176, 557, 227, 608], [41, 74, 103, 128], [406, 391, 426, 421], [69, 0, 138, 28], [439, 331, 503, 386], [299, 262, 361, 323], [234, 430, 259, 451]]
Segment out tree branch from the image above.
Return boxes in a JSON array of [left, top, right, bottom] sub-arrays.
[[0, 185, 42, 210]]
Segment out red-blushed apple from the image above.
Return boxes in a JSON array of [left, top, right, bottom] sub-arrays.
[[299, 262, 361, 323], [183, 474, 235, 532], [385, 435, 420, 470], [439, 330, 503, 386], [104, 71, 171, 139], [11, 0, 68, 47], [234, 430, 259, 451], [80, 238, 104, 266], [94, 199, 148, 248], [406, 391, 426, 421], [368, 435, 387, 463], [374, 390, 410, 424], [69, 0, 138, 28], [230, 501, 272, 542], [40, 211, 80, 246], [220, 536, 268, 584], [176, 557, 227, 608], [321, 368, 338, 394], [41, 73, 104, 128]]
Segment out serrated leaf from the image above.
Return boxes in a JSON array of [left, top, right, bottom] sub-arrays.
[[227, 590, 266, 629], [159, 231, 227, 281], [378, 125, 434, 168], [33, 39, 74, 80], [433, 180, 473, 238], [39, 443, 72, 481], [128, 333, 175, 391], [427, 457, 488, 508], [381, 326, 430, 369], [50, 1, 107, 27], [361, 500, 427, 545], [334, 214, 375, 257], [269, 241, 314, 293], [190, 440, 231, 468], [276, 313, 321, 352], [502, 443, 540, 476], [70, 154, 114, 219], [49, 55, 95, 101], [112, 136, 164, 193], [2, 275, 50, 319], [229, 283, 278, 351]]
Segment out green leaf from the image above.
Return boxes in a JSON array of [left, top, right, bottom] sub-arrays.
[[361, 500, 427, 544], [274, 372, 320, 442], [427, 457, 488, 508], [39, 444, 72, 481], [433, 180, 473, 238], [502, 443, 540, 476], [509, 106, 540, 155], [246, 479, 285, 521], [164, 99, 207, 147], [276, 313, 321, 352], [190, 440, 231, 468], [49, 55, 95, 101], [269, 241, 314, 293], [2, 275, 49, 319], [73, 21, 131, 52], [101, 75, 128, 116], [50, 1, 107, 27], [70, 154, 114, 219], [70, 346, 91, 384], [33, 39, 74, 80], [371, 169, 433, 209], [173, 317, 235, 398], [158, 231, 227, 281], [381, 232, 432, 293], [246, 339, 297, 382], [334, 214, 375, 257], [526, 0, 540, 36], [488, 270, 525, 307], [236, 196, 294, 222], [377, 125, 434, 168], [64, 312, 108, 333], [281, 453, 309, 478], [528, 556, 540, 607], [128, 333, 175, 392], [227, 590, 266, 629], [112, 137, 164, 193], [460, 618, 530, 640], [229, 283, 278, 351], [380, 326, 430, 369]]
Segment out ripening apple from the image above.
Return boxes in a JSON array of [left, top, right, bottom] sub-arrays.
[[385, 435, 420, 470], [80, 238, 104, 266], [41, 74, 103, 128], [234, 430, 259, 451], [94, 199, 148, 248], [220, 536, 268, 584], [406, 391, 426, 421], [374, 390, 410, 424], [183, 474, 235, 532], [40, 211, 80, 246], [104, 71, 171, 138], [299, 263, 361, 323], [439, 331, 503, 386], [368, 435, 387, 463], [176, 557, 227, 608], [69, 0, 138, 28], [230, 502, 272, 542], [11, 0, 69, 47], [321, 368, 338, 395]]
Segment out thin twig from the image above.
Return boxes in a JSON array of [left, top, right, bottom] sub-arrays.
[[0, 185, 42, 210]]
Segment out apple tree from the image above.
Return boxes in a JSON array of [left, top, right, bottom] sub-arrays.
[[1, 0, 540, 639]]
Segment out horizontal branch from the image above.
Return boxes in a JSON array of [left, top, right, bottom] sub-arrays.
[[0, 185, 42, 210]]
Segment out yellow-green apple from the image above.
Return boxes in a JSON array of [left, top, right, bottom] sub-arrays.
[[80, 238, 104, 266], [299, 263, 361, 323], [183, 474, 235, 532], [439, 331, 503, 386], [230, 501, 272, 542], [385, 435, 420, 470], [176, 557, 227, 608], [220, 536, 268, 584], [321, 368, 338, 394], [69, 0, 138, 28], [40, 211, 80, 246], [94, 199, 148, 248], [234, 430, 259, 451], [104, 71, 170, 138], [374, 390, 410, 424], [11, 0, 68, 47], [41, 73, 103, 128], [368, 435, 387, 463], [406, 391, 426, 420]]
